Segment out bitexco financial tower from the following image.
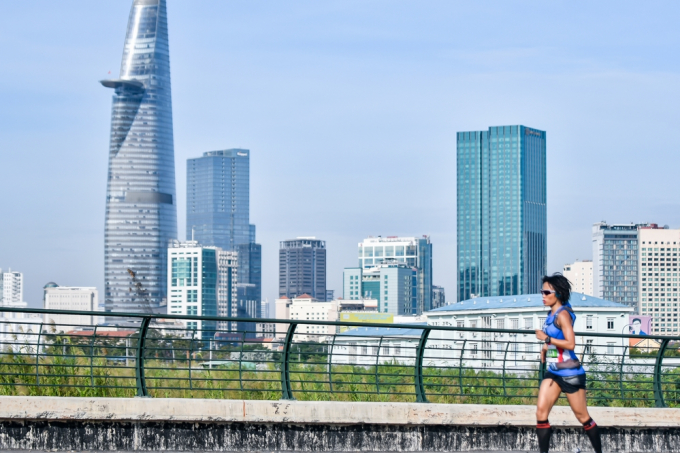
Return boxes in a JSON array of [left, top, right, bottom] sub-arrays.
[[101, 0, 177, 313]]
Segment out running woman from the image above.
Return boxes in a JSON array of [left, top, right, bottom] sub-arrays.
[[534, 273, 602, 453]]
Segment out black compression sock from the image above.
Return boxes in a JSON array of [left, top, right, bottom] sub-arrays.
[[536, 420, 552, 453], [582, 418, 602, 453]]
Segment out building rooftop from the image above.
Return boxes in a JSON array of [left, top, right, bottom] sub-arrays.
[[338, 323, 427, 338], [428, 292, 630, 313]]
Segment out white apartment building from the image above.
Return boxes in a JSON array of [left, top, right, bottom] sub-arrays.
[[332, 293, 632, 369], [167, 241, 237, 335], [638, 227, 680, 335], [43, 284, 99, 332], [0, 269, 26, 307], [563, 260, 593, 296], [275, 295, 339, 342]]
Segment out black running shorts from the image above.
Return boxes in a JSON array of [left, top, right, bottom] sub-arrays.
[[544, 371, 587, 394]]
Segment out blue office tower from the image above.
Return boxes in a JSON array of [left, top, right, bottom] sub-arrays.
[[187, 149, 262, 309], [101, 0, 177, 313], [187, 149, 251, 250], [457, 126, 546, 301]]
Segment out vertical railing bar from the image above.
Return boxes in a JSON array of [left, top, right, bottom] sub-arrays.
[[34, 323, 44, 388], [280, 323, 297, 400], [375, 336, 384, 395], [135, 317, 151, 397], [189, 330, 195, 391], [458, 339, 467, 399], [502, 340, 510, 397], [90, 325, 98, 388], [238, 330, 245, 393], [653, 338, 670, 408], [619, 345, 628, 400], [328, 334, 337, 395], [415, 328, 431, 403]]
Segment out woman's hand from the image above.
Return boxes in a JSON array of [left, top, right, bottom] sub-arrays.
[[535, 329, 548, 341]]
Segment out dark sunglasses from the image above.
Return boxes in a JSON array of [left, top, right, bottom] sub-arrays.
[[540, 290, 555, 296]]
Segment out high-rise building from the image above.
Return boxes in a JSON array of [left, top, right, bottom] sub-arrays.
[[592, 222, 654, 310], [326, 290, 335, 302], [186, 149, 262, 310], [187, 149, 250, 250], [432, 285, 446, 309], [343, 261, 417, 315], [357, 236, 432, 313], [167, 241, 237, 338], [638, 225, 680, 335], [236, 283, 260, 338], [563, 260, 593, 296], [43, 285, 100, 332], [457, 125, 546, 301], [279, 237, 327, 300], [0, 269, 25, 307], [101, 0, 177, 314], [236, 242, 262, 304]]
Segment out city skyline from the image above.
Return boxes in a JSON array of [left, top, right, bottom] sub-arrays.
[[3, 1, 680, 307]]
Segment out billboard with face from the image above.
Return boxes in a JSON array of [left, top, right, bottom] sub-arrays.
[[629, 315, 651, 347]]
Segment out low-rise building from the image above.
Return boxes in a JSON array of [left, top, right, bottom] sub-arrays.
[[274, 295, 339, 342], [42, 283, 100, 332], [331, 293, 633, 370]]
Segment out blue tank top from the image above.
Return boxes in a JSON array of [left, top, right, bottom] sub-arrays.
[[543, 305, 585, 377]]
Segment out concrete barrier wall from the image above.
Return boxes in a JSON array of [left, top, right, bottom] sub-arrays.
[[0, 397, 678, 451]]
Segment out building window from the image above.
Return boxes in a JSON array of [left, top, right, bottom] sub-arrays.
[[607, 318, 614, 330], [585, 339, 593, 354], [586, 316, 593, 330], [607, 342, 615, 355], [524, 318, 534, 329]]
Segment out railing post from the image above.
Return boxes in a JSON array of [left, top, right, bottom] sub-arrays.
[[90, 325, 98, 388], [135, 317, 151, 397], [653, 338, 670, 408], [415, 328, 431, 403], [619, 345, 628, 400], [280, 323, 297, 400], [34, 323, 44, 387]]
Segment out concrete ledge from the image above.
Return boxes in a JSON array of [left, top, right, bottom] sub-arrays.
[[0, 396, 677, 428]]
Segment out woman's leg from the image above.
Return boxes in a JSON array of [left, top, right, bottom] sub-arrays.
[[536, 378, 561, 453], [565, 389, 602, 453]]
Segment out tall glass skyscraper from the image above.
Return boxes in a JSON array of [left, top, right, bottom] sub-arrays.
[[101, 0, 177, 313], [187, 150, 250, 250], [457, 125, 546, 301], [187, 149, 261, 308]]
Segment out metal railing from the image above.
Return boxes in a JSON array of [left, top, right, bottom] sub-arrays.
[[1, 307, 679, 407]]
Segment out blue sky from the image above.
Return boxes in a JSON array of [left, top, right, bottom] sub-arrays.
[[1, 1, 680, 307]]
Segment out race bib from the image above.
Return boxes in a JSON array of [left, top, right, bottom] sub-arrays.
[[546, 345, 559, 363]]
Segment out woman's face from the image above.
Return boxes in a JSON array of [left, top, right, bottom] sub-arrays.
[[542, 282, 560, 307]]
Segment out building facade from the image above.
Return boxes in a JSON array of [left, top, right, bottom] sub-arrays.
[[0, 269, 24, 307], [638, 226, 680, 335], [279, 238, 326, 300], [457, 126, 546, 301], [168, 241, 237, 337], [592, 222, 655, 310], [186, 149, 262, 307], [43, 285, 100, 332], [187, 149, 251, 250], [343, 261, 417, 315], [274, 295, 339, 342], [563, 260, 593, 296], [101, 0, 177, 314], [357, 236, 432, 312], [332, 293, 632, 368]]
